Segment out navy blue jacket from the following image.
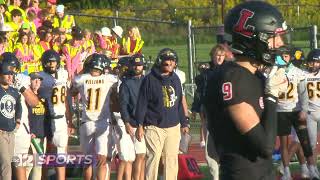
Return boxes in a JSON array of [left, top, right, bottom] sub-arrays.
[[119, 75, 144, 127], [135, 67, 188, 128], [0, 86, 22, 132]]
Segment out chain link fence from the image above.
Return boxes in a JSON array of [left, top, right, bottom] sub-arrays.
[[69, 12, 318, 142]]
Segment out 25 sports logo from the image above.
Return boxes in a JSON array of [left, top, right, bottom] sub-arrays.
[[233, 9, 255, 38]]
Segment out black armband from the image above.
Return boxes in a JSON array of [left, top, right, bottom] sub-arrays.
[[244, 124, 272, 158], [19, 86, 26, 94]]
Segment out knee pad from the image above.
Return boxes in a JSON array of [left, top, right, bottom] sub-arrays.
[[296, 128, 313, 158]]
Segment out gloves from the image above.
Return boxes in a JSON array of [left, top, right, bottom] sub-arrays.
[[265, 66, 288, 97], [14, 73, 30, 91]]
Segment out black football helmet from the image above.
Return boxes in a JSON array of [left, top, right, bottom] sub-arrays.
[[85, 53, 106, 72], [224, 1, 288, 65], [155, 48, 178, 67], [0, 52, 20, 73], [41, 50, 61, 74], [306, 49, 320, 72]]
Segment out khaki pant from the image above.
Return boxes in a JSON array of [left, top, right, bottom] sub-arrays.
[[144, 124, 181, 180], [0, 130, 15, 180]]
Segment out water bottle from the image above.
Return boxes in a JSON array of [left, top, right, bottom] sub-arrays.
[[31, 138, 44, 154]]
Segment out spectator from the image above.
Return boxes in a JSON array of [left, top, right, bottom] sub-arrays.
[[121, 26, 144, 55], [14, 31, 34, 63], [0, 36, 6, 54], [135, 48, 189, 180], [62, 30, 84, 79], [0, 3, 10, 22], [25, 10, 37, 33], [96, 26, 112, 57], [110, 25, 123, 59], [29, 31, 43, 71], [7, 8, 23, 32], [39, 30, 52, 52], [52, 4, 75, 34], [26, 0, 42, 24], [0, 60, 22, 180], [8, 0, 26, 21], [45, 0, 56, 19], [82, 28, 95, 54]]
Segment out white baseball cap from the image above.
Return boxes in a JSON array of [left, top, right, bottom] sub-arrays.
[[56, 4, 64, 13], [101, 27, 111, 37], [112, 26, 123, 38]]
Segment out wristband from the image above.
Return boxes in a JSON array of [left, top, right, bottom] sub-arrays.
[[16, 121, 21, 125], [19, 86, 26, 94]]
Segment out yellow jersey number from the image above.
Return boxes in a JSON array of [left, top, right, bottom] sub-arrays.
[[279, 82, 294, 100], [87, 88, 101, 112], [51, 86, 66, 105], [307, 82, 320, 99]]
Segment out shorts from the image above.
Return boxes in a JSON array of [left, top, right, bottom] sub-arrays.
[[114, 114, 146, 161], [292, 111, 320, 149], [14, 127, 31, 156], [51, 117, 68, 153], [277, 112, 300, 136], [80, 120, 114, 157]]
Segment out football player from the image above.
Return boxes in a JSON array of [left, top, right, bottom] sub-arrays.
[[38, 50, 73, 180], [204, 1, 288, 179], [275, 47, 317, 179], [305, 49, 320, 165], [70, 53, 118, 180], [283, 49, 320, 179]]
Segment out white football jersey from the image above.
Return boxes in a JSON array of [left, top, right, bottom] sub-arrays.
[[73, 73, 117, 122], [305, 70, 320, 112], [277, 65, 306, 112], [39, 69, 69, 117]]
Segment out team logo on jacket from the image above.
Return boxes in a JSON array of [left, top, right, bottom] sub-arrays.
[[0, 94, 16, 119], [259, 97, 264, 109], [162, 85, 177, 108]]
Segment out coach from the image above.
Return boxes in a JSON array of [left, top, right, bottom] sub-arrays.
[[0, 62, 22, 180], [135, 48, 189, 180]]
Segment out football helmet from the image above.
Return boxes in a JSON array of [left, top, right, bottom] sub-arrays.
[[41, 50, 61, 74], [0, 52, 20, 73], [85, 53, 107, 72], [156, 48, 178, 67], [306, 49, 320, 72], [224, 1, 288, 65]]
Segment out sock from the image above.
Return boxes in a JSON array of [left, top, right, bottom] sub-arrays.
[[301, 163, 308, 169], [284, 166, 291, 175]]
